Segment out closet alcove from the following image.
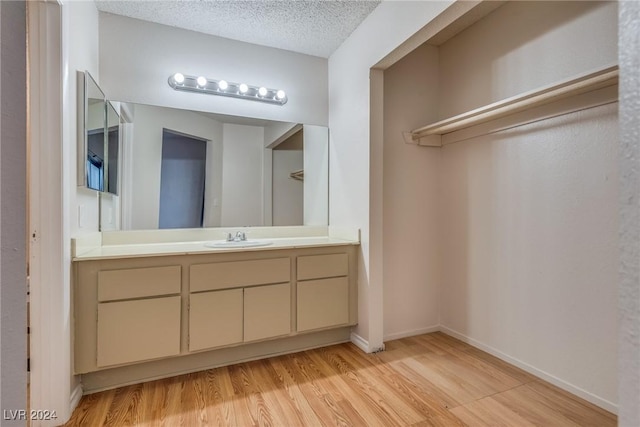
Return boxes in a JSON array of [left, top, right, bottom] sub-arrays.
[[377, 0, 618, 412]]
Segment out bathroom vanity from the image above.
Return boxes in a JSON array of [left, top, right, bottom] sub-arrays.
[[72, 227, 359, 392]]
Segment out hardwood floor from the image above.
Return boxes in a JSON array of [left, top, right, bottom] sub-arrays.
[[65, 332, 616, 426]]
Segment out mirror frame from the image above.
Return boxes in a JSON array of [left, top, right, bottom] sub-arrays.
[[78, 71, 120, 196], [78, 71, 106, 191]]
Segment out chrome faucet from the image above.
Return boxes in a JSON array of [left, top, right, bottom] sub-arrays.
[[226, 231, 247, 242]]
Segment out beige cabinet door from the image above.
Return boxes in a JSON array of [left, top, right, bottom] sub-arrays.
[[189, 289, 243, 352], [97, 296, 181, 367], [244, 283, 290, 342], [297, 277, 349, 332]]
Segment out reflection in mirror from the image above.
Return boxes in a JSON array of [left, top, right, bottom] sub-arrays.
[[272, 127, 303, 226], [99, 102, 122, 232], [83, 72, 106, 191], [106, 101, 120, 194], [113, 102, 329, 230], [158, 129, 207, 228]]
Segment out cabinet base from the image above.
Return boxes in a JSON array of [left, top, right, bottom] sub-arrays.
[[80, 327, 353, 393]]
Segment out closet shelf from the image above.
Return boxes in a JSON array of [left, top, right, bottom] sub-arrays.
[[403, 64, 619, 147]]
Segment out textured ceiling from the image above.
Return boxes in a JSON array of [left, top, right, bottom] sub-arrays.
[[94, 0, 382, 58]]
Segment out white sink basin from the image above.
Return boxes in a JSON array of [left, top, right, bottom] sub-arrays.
[[204, 240, 273, 248]]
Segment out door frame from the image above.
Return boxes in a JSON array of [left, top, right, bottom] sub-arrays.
[[28, 0, 80, 424]]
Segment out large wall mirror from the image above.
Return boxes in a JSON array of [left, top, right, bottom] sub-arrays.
[[112, 102, 329, 230]]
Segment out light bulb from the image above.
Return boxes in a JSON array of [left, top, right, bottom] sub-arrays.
[[196, 76, 207, 87], [258, 87, 268, 97], [239, 83, 249, 94], [276, 90, 286, 100], [173, 73, 185, 84], [218, 80, 228, 90]]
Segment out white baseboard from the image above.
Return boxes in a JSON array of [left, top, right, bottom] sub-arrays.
[[439, 325, 618, 415], [69, 383, 83, 414], [350, 332, 370, 353], [383, 325, 440, 342]]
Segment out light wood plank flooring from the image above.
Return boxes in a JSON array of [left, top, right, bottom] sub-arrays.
[[65, 332, 616, 426]]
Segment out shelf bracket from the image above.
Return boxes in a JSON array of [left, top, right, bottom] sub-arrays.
[[402, 132, 442, 147]]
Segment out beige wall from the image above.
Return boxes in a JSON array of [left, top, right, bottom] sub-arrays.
[[329, 0, 453, 351], [380, 0, 618, 411], [437, 1, 618, 410], [438, 1, 617, 119], [440, 103, 618, 408], [383, 43, 441, 340]]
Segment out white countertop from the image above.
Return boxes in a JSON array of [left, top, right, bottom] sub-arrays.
[[73, 236, 359, 261]]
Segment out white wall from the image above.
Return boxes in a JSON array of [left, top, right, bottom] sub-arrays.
[[99, 13, 327, 126], [66, 0, 101, 411], [0, 1, 27, 422], [382, 43, 441, 340], [619, 1, 640, 424], [435, 1, 618, 410], [328, 0, 452, 350], [303, 125, 329, 226], [71, 4, 101, 234], [220, 124, 265, 227], [128, 104, 223, 229]]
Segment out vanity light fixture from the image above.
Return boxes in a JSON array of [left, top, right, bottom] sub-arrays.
[[196, 76, 207, 87], [168, 73, 288, 105], [173, 72, 185, 84]]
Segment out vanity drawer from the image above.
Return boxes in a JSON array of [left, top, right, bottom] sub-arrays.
[[297, 277, 349, 332], [190, 258, 290, 292], [98, 266, 181, 302], [297, 253, 348, 281], [97, 295, 181, 367]]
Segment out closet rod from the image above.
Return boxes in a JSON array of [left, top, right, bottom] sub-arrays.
[[404, 64, 618, 147]]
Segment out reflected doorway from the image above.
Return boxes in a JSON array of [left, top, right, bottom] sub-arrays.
[[159, 129, 207, 228]]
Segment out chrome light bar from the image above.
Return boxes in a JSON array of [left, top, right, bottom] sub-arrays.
[[168, 73, 288, 106]]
